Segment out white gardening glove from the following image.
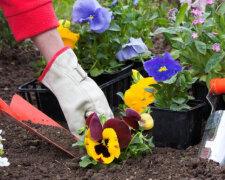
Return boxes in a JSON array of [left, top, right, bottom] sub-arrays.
[[38, 47, 114, 139]]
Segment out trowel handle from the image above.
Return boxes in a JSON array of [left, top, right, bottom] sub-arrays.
[[210, 78, 225, 95]]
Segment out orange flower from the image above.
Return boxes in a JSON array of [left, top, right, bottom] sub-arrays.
[[124, 77, 157, 114], [57, 24, 79, 49]]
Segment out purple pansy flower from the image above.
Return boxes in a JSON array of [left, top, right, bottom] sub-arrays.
[[71, 0, 112, 33], [116, 37, 148, 62], [144, 52, 183, 82]]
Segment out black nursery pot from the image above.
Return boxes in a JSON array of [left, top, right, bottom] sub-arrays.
[[91, 63, 133, 85], [150, 100, 206, 149], [38, 89, 66, 122], [18, 61, 143, 121]]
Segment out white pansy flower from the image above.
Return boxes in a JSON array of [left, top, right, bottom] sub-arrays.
[[0, 157, 10, 167]]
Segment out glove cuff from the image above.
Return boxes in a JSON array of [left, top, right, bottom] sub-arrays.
[[38, 46, 71, 82]]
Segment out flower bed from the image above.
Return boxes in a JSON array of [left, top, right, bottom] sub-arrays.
[[2, 0, 225, 178]]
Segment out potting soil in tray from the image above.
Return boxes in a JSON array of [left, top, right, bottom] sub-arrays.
[[21, 120, 85, 158]]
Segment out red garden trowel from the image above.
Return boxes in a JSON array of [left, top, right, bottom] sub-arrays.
[[199, 78, 225, 165], [0, 94, 79, 158]]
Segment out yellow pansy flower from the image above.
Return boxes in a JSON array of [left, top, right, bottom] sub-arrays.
[[124, 77, 157, 114], [85, 128, 120, 164], [59, 19, 71, 28], [57, 24, 79, 49]]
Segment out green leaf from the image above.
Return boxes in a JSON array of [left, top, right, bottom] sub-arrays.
[[175, 27, 192, 34], [170, 49, 180, 59], [77, 126, 88, 136], [29, 61, 39, 67], [170, 37, 183, 43], [146, 137, 155, 148], [89, 68, 104, 77], [175, 3, 188, 26], [170, 104, 190, 111], [149, 84, 161, 90], [144, 88, 155, 93], [153, 27, 176, 35], [116, 92, 124, 101], [150, 12, 159, 20], [145, 38, 153, 49], [155, 18, 169, 26], [108, 23, 121, 31], [72, 140, 85, 148], [164, 74, 177, 84], [195, 40, 206, 55], [205, 53, 225, 73], [79, 155, 97, 168], [130, 135, 141, 144], [206, 33, 220, 43], [217, 2, 225, 15], [172, 97, 186, 104], [97, 53, 108, 60], [0, 149, 4, 155]]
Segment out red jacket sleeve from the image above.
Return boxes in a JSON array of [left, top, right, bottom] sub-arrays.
[[0, 0, 59, 41]]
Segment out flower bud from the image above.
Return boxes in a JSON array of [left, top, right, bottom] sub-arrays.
[[59, 19, 71, 28], [132, 69, 143, 82], [139, 113, 154, 130]]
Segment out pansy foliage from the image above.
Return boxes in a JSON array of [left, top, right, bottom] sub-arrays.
[[71, 0, 154, 77], [143, 52, 197, 111], [153, 1, 225, 86]]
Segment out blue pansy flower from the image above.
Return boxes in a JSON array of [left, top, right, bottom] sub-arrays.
[[108, 0, 139, 7], [116, 37, 148, 62], [144, 52, 183, 82], [132, 0, 139, 6], [71, 0, 112, 33]]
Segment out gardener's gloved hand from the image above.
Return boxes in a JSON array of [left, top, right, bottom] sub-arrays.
[[38, 46, 114, 139]]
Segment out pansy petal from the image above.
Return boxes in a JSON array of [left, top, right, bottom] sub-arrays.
[[103, 119, 132, 149], [132, 0, 139, 5], [89, 113, 103, 141], [125, 108, 141, 121], [71, 0, 101, 24], [124, 38, 147, 54], [116, 47, 138, 61], [144, 57, 162, 77], [85, 112, 96, 126], [89, 8, 112, 33], [121, 116, 139, 130]]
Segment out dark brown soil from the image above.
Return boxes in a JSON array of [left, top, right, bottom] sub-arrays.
[[0, 40, 225, 180], [22, 120, 84, 157]]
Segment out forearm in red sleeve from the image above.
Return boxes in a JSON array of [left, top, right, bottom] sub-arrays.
[[0, 0, 59, 41]]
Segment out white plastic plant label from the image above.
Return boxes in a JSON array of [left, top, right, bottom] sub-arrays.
[[199, 110, 225, 165]]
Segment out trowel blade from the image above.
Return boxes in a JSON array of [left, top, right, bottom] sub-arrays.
[[0, 95, 79, 157]]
